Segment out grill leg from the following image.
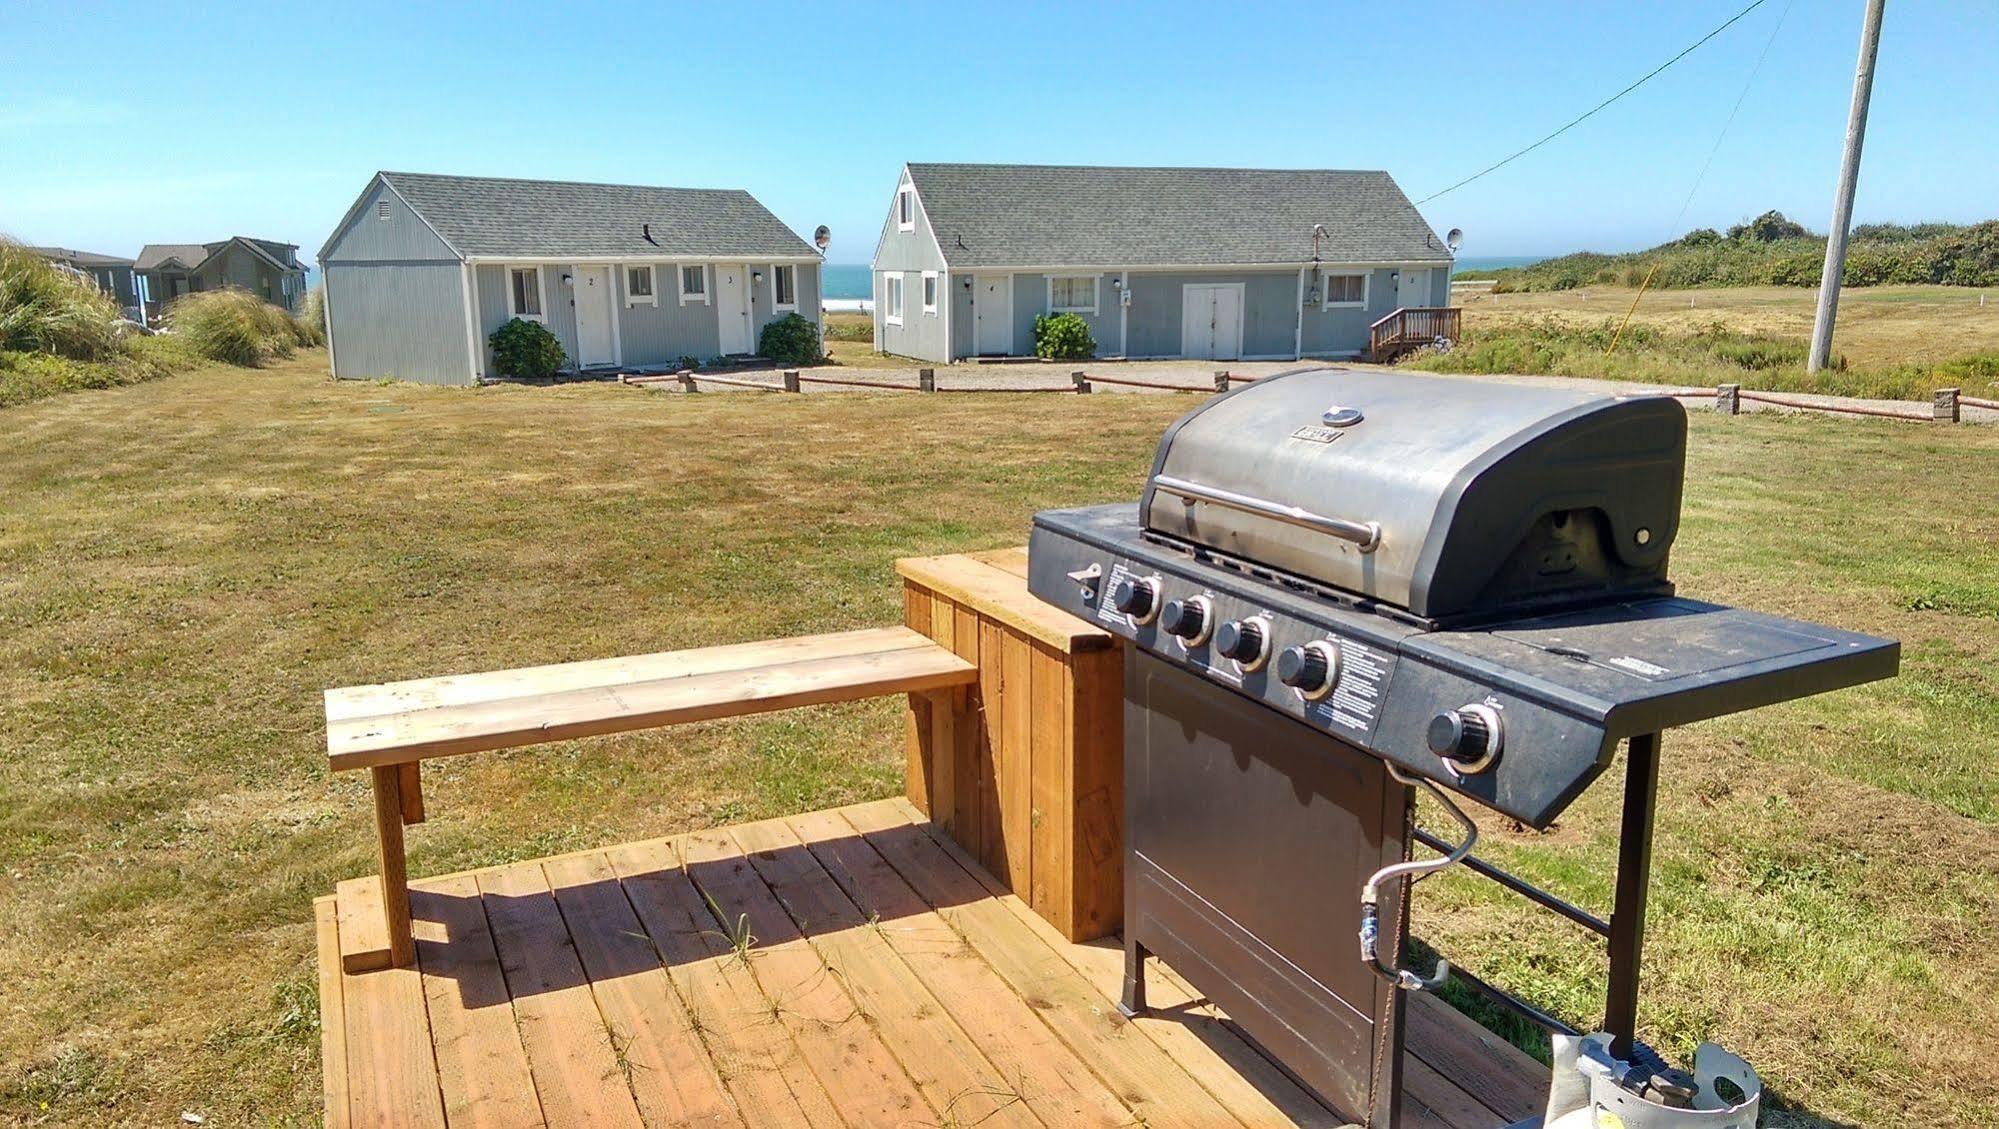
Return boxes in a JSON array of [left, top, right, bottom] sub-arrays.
[[1604, 732, 1661, 1059], [1119, 939, 1149, 1018]]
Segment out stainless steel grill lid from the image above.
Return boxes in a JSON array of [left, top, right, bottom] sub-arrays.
[[1140, 368, 1688, 621]]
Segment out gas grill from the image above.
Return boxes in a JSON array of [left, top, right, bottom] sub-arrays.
[[1025, 367, 1898, 1126]]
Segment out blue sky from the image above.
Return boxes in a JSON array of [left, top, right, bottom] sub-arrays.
[[4, 1, 1993, 265]]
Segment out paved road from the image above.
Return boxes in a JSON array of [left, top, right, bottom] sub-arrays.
[[630, 358, 1997, 423]]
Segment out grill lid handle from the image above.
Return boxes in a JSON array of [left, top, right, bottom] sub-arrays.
[[1150, 474, 1382, 553]]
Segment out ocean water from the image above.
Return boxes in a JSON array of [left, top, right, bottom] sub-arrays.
[[823, 263, 872, 299], [823, 258, 1541, 298]]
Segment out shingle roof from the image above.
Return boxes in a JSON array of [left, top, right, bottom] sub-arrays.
[[135, 243, 212, 271], [376, 171, 818, 260], [27, 246, 133, 268], [904, 164, 1452, 269]]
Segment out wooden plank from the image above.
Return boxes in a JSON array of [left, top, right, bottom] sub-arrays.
[[397, 762, 424, 825], [370, 766, 414, 967], [1067, 647, 1123, 942], [726, 820, 1042, 1129], [476, 861, 646, 1128], [927, 594, 959, 835], [784, 808, 1139, 1129], [339, 906, 447, 1127], [541, 852, 742, 1127], [964, 546, 1031, 578], [677, 826, 932, 1126], [998, 628, 1034, 890], [407, 875, 544, 1128], [336, 876, 392, 975], [902, 585, 935, 813], [313, 897, 352, 1129], [328, 640, 976, 769], [839, 803, 1244, 1129], [606, 837, 834, 1126], [1027, 641, 1073, 936], [1401, 1054, 1507, 1129], [977, 616, 1009, 881], [895, 554, 1113, 653], [950, 603, 983, 853], [883, 797, 1343, 1129], [327, 625, 938, 722], [1405, 992, 1548, 1124]]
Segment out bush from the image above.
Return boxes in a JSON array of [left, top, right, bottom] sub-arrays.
[[757, 312, 823, 365], [297, 287, 327, 347], [1032, 312, 1095, 360], [167, 288, 311, 366], [1728, 210, 1813, 243], [488, 317, 565, 379], [0, 238, 124, 360]]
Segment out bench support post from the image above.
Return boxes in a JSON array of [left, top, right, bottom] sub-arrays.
[[371, 765, 416, 968]]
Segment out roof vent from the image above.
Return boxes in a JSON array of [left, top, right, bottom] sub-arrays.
[[377, 199, 391, 221]]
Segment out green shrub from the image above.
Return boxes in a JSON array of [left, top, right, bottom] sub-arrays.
[[1032, 312, 1095, 360], [676, 355, 700, 371], [757, 312, 823, 366], [297, 287, 327, 347], [488, 317, 565, 379], [0, 238, 124, 359], [167, 288, 309, 366]]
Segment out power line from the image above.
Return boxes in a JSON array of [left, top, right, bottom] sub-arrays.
[[1414, 0, 1771, 207]]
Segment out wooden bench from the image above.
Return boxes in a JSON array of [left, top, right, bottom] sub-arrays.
[[324, 625, 976, 972]]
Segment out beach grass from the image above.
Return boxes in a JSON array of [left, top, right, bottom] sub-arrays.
[[1, 350, 1996, 1124]]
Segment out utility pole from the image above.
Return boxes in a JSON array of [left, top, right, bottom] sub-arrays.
[[1808, 0, 1887, 373]]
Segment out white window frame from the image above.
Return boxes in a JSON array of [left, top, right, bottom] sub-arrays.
[[677, 263, 710, 305], [1047, 274, 1098, 315], [771, 264, 797, 311], [921, 270, 939, 315], [506, 265, 547, 322], [884, 274, 904, 325], [624, 264, 657, 308], [896, 185, 915, 232], [1320, 270, 1369, 310]]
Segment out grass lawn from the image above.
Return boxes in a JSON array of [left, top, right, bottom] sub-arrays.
[[3, 350, 1997, 1125], [1463, 284, 1999, 370]]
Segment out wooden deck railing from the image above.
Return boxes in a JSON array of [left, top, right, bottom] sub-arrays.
[[1369, 306, 1463, 360]]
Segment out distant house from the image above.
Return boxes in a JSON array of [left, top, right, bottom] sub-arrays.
[[135, 238, 308, 322], [870, 163, 1455, 363], [29, 246, 139, 312], [316, 171, 823, 386]]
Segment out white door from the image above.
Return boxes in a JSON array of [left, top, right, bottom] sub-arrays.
[[716, 264, 751, 354], [974, 274, 1011, 355], [1396, 268, 1429, 311], [1180, 284, 1243, 360], [574, 266, 616, 367]]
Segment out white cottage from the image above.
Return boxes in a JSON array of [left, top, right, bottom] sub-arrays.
[[870, 163, 1456, 363], [319, 172, 823, 385]]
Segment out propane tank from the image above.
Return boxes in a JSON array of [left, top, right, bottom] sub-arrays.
[[1543, 1033, 1760, 1129]]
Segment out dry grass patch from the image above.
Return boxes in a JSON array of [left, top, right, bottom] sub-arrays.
[[1, 351, 1996, 1124]]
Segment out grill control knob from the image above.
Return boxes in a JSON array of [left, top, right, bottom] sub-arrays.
[[1214, 617, 1271, 669], [1427, 704, 1503, 773], [1275, 641, 1341, 700], [1110, 576, 1160, 623], [1160, 596, 1214, 645]]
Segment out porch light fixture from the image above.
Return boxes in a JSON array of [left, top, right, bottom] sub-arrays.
[[560, 272, 573, 286], [752, 270, 764, 284]]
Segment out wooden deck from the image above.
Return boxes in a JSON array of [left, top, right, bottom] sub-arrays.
[[316, 798, 1547, 1127]]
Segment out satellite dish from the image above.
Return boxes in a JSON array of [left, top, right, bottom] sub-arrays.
[[814, 225, 831, 250], [1446, 228, 1464, 253]]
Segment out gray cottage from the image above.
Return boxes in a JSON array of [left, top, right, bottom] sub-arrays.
[[30, 246, 139, 313], [870, 163, 1454, 363], [135, 237, 307, 323], [318, 172, 823, 385]]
